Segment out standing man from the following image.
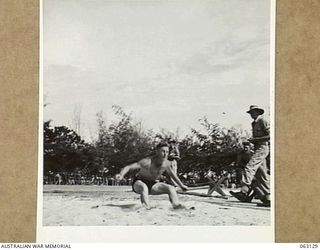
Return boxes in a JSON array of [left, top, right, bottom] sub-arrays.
[[167, 138, 180, 185], [116, 142, 188, 209], [230, 105, 271, 207]]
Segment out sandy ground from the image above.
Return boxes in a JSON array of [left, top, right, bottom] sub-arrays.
[[43, 185, 270, 226]]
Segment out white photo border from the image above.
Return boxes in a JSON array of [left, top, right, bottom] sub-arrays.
[[37, 0, 276, 243]]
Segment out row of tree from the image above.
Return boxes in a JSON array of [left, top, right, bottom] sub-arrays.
[[44, 106, 250, 177]]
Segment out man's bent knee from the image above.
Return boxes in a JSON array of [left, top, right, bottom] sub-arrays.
[[168, 185, 177, 193], [133, 181, 148, 194]]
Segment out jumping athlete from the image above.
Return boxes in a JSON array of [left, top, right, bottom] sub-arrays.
[[116, 142, 188, 209]]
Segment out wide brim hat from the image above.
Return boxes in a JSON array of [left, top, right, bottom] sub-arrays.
[[246, 105, 264, 115]]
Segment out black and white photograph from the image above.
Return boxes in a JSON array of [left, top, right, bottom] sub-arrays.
[[39, 0, 275, 242]]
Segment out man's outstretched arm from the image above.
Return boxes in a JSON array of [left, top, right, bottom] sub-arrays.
[[166, 165, 188, 191], [117, 162, 141, 180]]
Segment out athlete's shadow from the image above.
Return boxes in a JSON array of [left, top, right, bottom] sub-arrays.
[[102, 203, 138, 211]]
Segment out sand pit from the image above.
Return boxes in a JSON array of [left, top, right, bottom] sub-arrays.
[[43, 185, 270, 226]]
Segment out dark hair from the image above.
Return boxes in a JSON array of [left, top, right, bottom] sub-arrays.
[[155, 142, 169, 150], [168, 138, 177, 143]]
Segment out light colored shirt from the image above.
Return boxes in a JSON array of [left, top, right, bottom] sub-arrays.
[[252, 115, 270, 138]]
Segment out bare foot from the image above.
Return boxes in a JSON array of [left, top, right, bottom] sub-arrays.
[[142, 204, 152, 210], [173, 204, 187, 210]]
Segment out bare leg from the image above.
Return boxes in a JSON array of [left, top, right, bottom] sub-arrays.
[[150, 182, 182, 208], [133, 180, 150, 209]]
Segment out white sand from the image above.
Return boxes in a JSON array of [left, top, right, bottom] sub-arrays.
[[43, 185, 270, 226]]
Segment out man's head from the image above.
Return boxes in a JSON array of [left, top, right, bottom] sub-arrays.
[[242, 141, 252, 152], [155, 142, 170, 159], [246, 105, 264, 120], [168, 138, 177, 145]]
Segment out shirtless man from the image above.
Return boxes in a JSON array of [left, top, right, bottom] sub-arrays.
[[168, 139, 180, 171], [116, 142, 188, 209], [167, 138, 180, 186]]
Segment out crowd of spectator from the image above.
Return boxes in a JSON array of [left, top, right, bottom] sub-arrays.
[[44, 171, 132, 186], [44, 167, 243, 189], [177, 168, 243, 188]]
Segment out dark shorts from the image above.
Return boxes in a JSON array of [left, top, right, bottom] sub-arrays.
[[132, 176, 157, 193]]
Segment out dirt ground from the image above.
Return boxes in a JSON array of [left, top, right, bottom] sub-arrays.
[[43, 185, 271, 226]]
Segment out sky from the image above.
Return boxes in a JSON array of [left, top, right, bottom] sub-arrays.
[[43, 0, 272, 142]]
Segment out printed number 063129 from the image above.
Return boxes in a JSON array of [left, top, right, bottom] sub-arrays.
[[300, 244, 318, 249]]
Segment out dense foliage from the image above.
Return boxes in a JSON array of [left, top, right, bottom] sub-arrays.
[[44, 106, 249, 177], [44, 121, 96, 175]]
